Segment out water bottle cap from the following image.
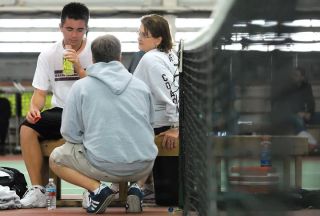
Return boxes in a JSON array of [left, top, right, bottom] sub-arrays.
[[49, 178, 54, 182], [168, 207, 174, 212]]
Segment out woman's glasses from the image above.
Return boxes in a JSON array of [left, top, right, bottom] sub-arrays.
[[137, 31, 152, 39]]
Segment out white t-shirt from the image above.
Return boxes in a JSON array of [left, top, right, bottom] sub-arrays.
[[134, 49, 179, 128], [32, 40, 92, 108]]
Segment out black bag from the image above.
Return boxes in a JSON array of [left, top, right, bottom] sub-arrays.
[[301, 189, 320, 209], [0, 167, 28, 198]]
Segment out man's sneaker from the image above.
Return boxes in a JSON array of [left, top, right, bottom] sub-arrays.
[[82, 190, 90, 209], [87, 186, 115, 214], [20, 186, 46, 208], [126, 183, 143, 213]]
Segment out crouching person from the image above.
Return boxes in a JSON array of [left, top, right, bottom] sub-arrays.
[[49, 34, 157, 214]]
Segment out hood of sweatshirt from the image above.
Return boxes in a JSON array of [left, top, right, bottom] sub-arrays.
[[86, 61, 132, 95]]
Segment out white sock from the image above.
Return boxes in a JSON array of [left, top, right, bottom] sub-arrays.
[[33, 185, 44, 189], [110, 183, 119, 193], [93, 184, 107, 195], [32, 185, 45, 193], [130, 183, 141, 189]]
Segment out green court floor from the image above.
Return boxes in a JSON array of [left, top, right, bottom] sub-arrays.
[[0, 158, 83, 195], [1, 156, 320, 194]]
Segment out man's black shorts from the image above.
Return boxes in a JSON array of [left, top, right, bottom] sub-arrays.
[[20, 107, 63, 140]]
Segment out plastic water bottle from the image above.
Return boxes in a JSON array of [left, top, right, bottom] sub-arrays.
[[168, 207, 174, 215], [45, 178, 56, 210], [260, 136, 272, 167]]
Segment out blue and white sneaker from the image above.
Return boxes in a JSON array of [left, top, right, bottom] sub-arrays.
[[87, 186, 115, 214], [126, 183, 143, 213]]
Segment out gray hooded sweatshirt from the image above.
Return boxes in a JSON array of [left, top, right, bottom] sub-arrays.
[[61, 61, 158, 176]]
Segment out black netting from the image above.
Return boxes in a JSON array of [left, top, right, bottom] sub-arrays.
[[179, 0, 320, 215]]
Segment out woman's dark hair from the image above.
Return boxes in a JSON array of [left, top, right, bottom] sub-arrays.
[[60, 2, 90, 27], [141, 14, 173, 53]]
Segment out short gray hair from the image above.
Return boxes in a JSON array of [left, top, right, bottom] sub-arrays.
[[91, 34, 121, 63]]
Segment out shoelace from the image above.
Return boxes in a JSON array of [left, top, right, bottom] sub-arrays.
[[22, 187, 44, 198], [88, 196, 92, 206], [22, 188, 36, 198]]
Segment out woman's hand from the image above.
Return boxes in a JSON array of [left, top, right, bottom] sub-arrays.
[[158, 128, 179, 150]]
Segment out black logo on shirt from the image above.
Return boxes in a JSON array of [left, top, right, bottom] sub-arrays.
[[162, 74, 178, 104], [54, 70, 80, 81]]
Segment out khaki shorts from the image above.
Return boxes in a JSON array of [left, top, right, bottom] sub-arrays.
[[50, 142, 153, 183]]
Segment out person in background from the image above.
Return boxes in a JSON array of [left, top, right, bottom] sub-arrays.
[[212, 73, 239, 136], [49, 34, 157, 214], [133, 14, 179, 206], [128, 50, 145, 73], [19, 2, 92, 208], [0, 96, 11, 155], [271, 67, 320, 153]]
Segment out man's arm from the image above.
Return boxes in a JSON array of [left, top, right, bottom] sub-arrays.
[[26, 89, 47, 124], [74, 62, 86, 78], [299, 83, 316, 121], [64, 48, 87, 78], [306, 83, 315, 114]]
